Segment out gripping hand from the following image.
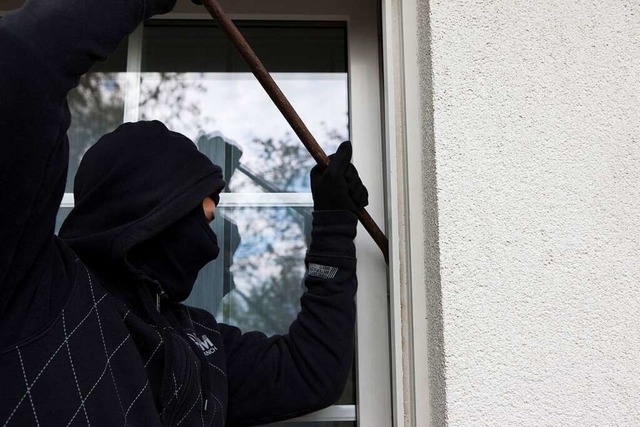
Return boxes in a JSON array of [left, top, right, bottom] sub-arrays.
[[310, 141, 369, 214]]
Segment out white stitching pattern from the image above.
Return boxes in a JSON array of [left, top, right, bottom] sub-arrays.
[[65, 334, 131, 427], [2, 292, 109, 425], [2, 292, 101, 427], [123, 380, 149, 421], [207, 393, 217, 427], [3, 266, 225, 426], [16, 348, 39, 427], [85, 266, 127, 426], [172, 372, 180, 402], [200, 392, 205, 427], [176, 387, 202, 426], [161, 369, 189, 420], [185, 308, 196, 332], [143, 329, 164, 368], [62, 312, 91, 426], [190, 320, 221, 335], [207, 362, 227, 377], [209, 393, 223, 415]]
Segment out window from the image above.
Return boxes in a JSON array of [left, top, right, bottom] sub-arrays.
[[54, 0, 390, 424]]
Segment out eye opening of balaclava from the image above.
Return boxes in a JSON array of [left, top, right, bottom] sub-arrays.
[[127, 203, 220, 302]]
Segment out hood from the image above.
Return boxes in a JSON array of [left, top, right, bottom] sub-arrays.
[[59, 121, 225, 283]]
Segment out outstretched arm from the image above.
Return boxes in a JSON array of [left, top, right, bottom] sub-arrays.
[[221, 142, 369, 425], [0, 0, 175, 330], [221, 211, 359, 426]]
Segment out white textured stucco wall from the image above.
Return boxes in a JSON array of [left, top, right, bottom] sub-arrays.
[[424, 1, 640, 425]]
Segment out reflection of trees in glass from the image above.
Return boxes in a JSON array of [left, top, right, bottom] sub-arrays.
[[237, 124, 347, 193], [247, 134, 313, 192], [67, 73, 125, 192], [139, 72, 213, 138], [219, 126, 345, 336], [220, 206, 309, 336]]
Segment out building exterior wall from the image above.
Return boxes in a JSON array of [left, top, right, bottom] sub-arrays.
[[421, 1, 640, 425]]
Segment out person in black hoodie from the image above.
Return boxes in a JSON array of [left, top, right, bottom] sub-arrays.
[[0, 0, 368, 426]]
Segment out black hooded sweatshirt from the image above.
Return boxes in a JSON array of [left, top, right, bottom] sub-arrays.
[[0, 0, 359, 426]]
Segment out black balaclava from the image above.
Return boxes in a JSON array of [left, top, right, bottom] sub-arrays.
[[128, 206, 219, 302], [59, 121, 226, 304]]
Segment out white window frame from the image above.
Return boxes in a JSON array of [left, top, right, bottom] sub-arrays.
[[379, 0, 432, 425]]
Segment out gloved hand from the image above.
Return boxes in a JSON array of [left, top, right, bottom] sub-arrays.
[[310, 141, 369, 214]]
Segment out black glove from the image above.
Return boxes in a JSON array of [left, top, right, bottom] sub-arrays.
[[310, 141, 369, 214]]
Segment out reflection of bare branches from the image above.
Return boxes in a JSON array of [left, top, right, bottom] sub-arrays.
[[139, 83, 161, 107], [69, 73, 124, 114], [230, 127, 344, 195], [218, 128, 344, 336], [224, 269, 304, 335], [256, 134, 312, 191], [321, 120, 348, 143], [219, 207, 309, 335], [139, 72, 210, 135], [66, 73, 125, 192]]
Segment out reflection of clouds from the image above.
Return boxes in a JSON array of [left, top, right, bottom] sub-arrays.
[[227, 208, 305, 253], [224, 207, 307, 295], [138, 72, 348, 193], [230, 253, 283, 291], [138, 72, 348, 162]]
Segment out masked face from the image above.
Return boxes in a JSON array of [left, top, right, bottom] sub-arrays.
[[128, 206, 220, 302]]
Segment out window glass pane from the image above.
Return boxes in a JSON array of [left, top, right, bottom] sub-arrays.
[[204, 207, 310, 335], [139, 21, 349, 193], [66, 40, 128, 192], [141, 21, 347, 73]]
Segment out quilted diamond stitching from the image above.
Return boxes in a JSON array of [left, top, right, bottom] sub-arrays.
[[62, 312, 91, 426], [85, 265, 127, 426], [16, 348, 39, 427]]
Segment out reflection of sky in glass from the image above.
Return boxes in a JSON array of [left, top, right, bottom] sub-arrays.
[[138, 72, 348, 193], [225, 206, 308, 277], [139, 72, 347, 143]]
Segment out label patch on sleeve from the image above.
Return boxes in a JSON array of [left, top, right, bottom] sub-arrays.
[[308, 263, 339, 279]]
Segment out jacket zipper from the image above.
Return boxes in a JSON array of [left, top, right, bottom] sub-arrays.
[[154, 280, 167, 312], [156, 292, 166, 312]]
